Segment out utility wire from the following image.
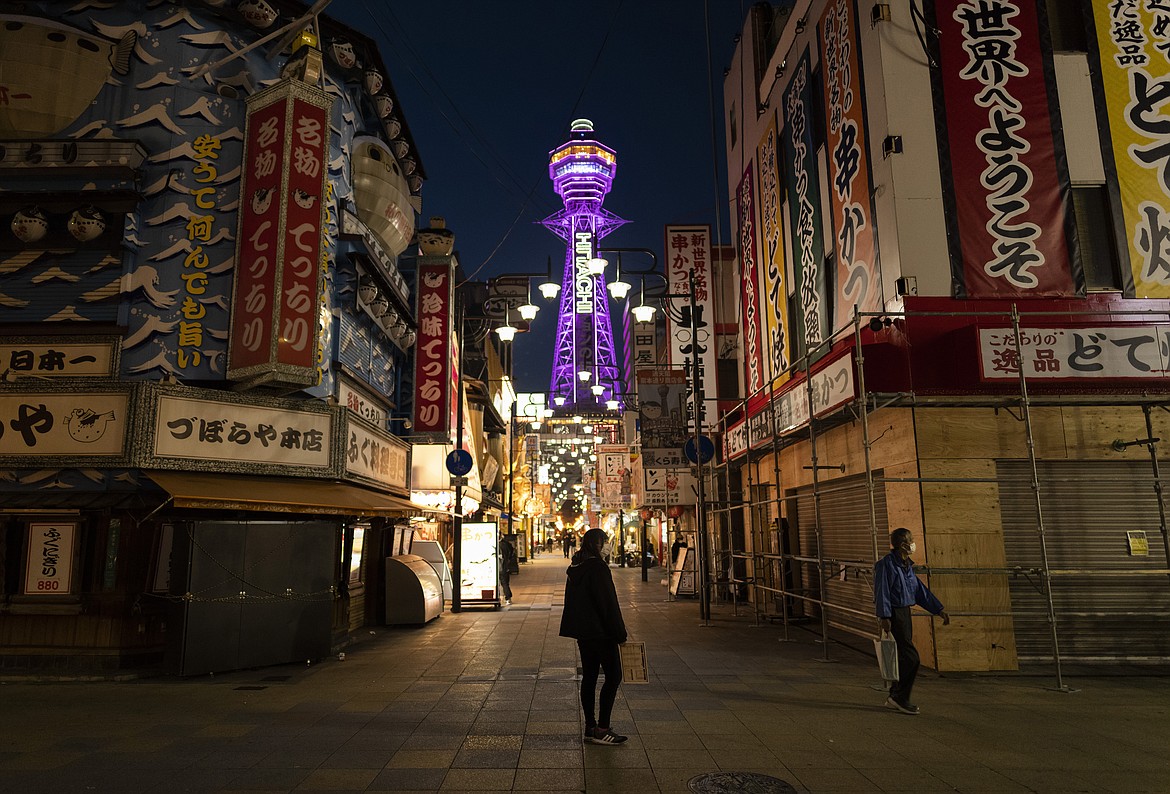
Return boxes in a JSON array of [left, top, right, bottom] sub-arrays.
[[359, 0, 626, 283]]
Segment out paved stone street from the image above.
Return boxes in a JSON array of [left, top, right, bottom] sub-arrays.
[[1, 552, 1167, 793]]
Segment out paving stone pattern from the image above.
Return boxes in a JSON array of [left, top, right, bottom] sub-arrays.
[[0, 553, 1168, 792]]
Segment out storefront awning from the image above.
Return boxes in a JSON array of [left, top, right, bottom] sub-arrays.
[[147, 472, 422, 517]]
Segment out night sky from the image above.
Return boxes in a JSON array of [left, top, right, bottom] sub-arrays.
[[327, 1, 747, 391]]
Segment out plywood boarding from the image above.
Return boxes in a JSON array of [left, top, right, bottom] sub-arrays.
[[915, 407, 1067, 460], [1060, 404, 1170, 462], [882, 460, 924, 538], [777, 408, 917, 490]]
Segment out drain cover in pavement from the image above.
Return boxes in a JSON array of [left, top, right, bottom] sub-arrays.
[[688, 772, 795, 793]]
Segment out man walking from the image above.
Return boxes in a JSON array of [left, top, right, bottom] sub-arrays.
[[499, 535, 516, 605], [873, 527, 949, 715], [559, 527, 629, 745]]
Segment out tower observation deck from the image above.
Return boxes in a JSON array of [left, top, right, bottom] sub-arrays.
[[542, 119, 626, 409]]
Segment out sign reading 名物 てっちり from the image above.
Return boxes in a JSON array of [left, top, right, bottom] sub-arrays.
[[23, 521, 77, 595], [227, 81, 332, 385]]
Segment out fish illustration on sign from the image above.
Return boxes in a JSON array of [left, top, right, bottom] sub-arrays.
[[65, 408, 116, 443], [0, 15, 136, 138]]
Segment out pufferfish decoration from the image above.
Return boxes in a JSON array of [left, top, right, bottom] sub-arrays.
[[11, 206, 49, 244], [67, 206, 106, 242], [329, 37, 358, 70], [237, 0, 279, 29]]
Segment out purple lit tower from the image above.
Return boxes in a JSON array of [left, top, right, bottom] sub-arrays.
[[542, 119, 626, 408]]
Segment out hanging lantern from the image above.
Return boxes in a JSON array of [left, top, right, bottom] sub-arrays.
[[639, 508, 653, 522], [363, 69, 384, 95], [667, 506, 684, 519]]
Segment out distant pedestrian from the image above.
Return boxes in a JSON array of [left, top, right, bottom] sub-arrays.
[[546, 537, 554, 553], [562, 535, 571, 558], [499, 536, 516, 605], [559, 527, 628, 746], [670, 535, 687, 567], [873, 527, 949, 715]]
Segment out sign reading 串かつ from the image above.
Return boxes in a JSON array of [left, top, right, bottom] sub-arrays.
[[24, 521, 77, 595], [153, 394, 331, 468]]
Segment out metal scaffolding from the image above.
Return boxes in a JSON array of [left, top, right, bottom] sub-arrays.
[[702, 305, 1170, 689]]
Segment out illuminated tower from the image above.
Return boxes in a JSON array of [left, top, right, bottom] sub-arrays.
[[542, 119, 626, 408]]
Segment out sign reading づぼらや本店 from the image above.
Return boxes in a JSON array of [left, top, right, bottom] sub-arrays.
[[227, 79, 332, 387], [150, 393, 334, 473], [23, 521, 77, 595]]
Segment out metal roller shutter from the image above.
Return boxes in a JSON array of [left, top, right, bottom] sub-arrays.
[[999, 460, 1170, 664], [793, 473, 888, 639]]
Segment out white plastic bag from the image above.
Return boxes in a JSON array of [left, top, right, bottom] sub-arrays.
[[874, 630, 899, 682]]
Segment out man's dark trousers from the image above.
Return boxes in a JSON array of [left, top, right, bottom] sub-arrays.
[[889, 605, 920, 704]]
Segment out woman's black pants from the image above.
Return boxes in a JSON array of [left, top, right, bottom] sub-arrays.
[[577, 638, 622, 729]]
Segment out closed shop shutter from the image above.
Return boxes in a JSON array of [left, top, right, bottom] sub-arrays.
[[792, 473, 888, 639], [999, 460, 1170, 664]]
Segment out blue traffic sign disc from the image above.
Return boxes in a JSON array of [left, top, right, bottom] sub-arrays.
[[446, 449, 474, 476], [683, 435, 716, 464]]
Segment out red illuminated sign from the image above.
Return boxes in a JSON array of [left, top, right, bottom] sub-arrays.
[[413, 262, 455, 435], [228, 81, 332, 385]]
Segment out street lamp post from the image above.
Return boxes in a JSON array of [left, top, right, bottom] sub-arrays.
[[591, 248, 712, 620]]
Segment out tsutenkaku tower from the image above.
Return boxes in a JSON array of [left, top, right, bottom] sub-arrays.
[[542, 119, 626, 409]]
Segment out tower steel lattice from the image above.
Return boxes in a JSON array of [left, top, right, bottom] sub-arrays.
[[542, 119, 626, 409]]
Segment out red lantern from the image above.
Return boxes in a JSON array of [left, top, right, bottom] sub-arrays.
[[639, 508, 653, 521], [667, 506, 684, 519]]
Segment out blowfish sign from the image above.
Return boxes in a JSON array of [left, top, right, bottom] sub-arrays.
[[228, 80, 333, 386]]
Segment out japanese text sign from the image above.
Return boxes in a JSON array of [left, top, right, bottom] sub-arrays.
[[23, 521, 76, 596], [637, 368, 689, 468], [1090, 2, 1170, 297], [228, 80, 332, 385], [755, 113, 792, 387], [344, 416, 409, 491], [782, 49, 829, 350], [979, 325, 1170, 380], [737, 164, 767, 402], [930, 0, 1078, 298], [413, 262, 455, 435], [820, 0, 882, 327], [748, 351, 855, 448], [664, 225, 718, 430], [153, 394, 332, 469]]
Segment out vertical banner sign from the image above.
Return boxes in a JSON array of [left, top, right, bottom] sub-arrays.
[[228, 80, 333, 385], [23, 521, 76, 595], [820, 0, 882, 328], [782, 49, 829, 352], [737, 164, 767, 406], [930, 0, 1078, 298], [413, 262, 455, 435], [664, 225, 718, 430], [756, 113, 792, 386], [1090, 2, 1170, 297]]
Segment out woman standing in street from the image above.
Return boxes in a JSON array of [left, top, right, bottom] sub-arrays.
[[559, 527, 629, 745]]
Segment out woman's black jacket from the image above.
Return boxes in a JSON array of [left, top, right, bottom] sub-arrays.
[[558, 551, 627, 644]]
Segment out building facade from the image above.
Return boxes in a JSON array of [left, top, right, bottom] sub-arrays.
[[0, 0, 428, 674], [721, 0, 1170, 672]]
